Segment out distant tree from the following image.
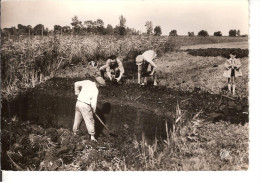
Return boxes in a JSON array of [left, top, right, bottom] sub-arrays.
[[145, 21, 153, 35], [84, 20, 94, 33], [1, 28, 8, 36], [45, 28, 49, 35], [71, 16, 83, 34], [154, 26, 162, 36], [198, 30, 209, 37], [128, 28, 140, 35], [105, 24, 114, 35], [118, 15, 126, 35], [17, 24, 28, 34], [2, 28, 14, 36], [229, 29, 237, 37], [169, 29, 178, 36], [119, 15, 126, 27], [188, 32, 195, 37], [4, 26, 17, 35], [213, 31, 222, 36], [237, 29, 241, 36], [90, 20, 98, 34], [113, 26, 120, 35], [62, 26, 71, 34], [96, 19, 105, 34], [33, 24, 44, 35], [27, 25, 32, 36], [54, 25, 62, 34]]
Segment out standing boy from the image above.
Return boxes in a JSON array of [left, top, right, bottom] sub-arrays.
[[223, 50, 242, 95]]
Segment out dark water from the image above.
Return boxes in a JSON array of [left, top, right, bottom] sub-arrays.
[[1, 92, 170, 141]]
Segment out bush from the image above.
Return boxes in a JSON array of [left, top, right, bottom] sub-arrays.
[[213, 31, 222, 36], [198, 30, 209, 37], [229, 29, 237, 37], [169, 30, 178, 36], [154, 26, 162, 36], [188, 32, 195, 37]]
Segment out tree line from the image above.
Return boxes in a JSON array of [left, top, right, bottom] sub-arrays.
[[1, 15, 247, 37]]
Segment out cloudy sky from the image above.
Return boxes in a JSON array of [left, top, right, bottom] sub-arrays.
[[1, 0, 249, 35]]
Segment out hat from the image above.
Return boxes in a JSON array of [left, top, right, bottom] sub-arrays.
[[95, 76, 106, 86], [136, 55, 144, 65]]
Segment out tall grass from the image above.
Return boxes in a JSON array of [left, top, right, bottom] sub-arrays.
[[131, 102, 248, 170]]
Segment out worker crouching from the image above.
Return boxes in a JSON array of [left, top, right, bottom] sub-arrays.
[[99, 55, 125, 83], [136, 50, 158, 86]]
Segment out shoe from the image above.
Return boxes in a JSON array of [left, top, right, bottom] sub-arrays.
[[91, 136, 97, 142], [153, 82, 158, 86]]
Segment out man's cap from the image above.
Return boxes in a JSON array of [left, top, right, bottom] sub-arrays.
[[95, 76, 106, 86], [136, 55, 144, 65]]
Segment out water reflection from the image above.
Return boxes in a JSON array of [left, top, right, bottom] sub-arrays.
[[2, 93, 169, 141]]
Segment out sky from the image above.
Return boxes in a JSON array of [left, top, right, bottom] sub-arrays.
[[1, 0, 249, 36]]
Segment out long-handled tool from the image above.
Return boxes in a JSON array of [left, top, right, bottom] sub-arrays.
[[90, 105, 118, 137], [93, 112, 109, 130], [90, 106, 109, 130]]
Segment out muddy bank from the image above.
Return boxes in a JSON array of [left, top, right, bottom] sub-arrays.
[[1, 77, 249, 170]]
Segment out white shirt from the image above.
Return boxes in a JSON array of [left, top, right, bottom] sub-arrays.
[[74, 80, 99, 111], [142, 50, 157, 63], [142, 50, 157, 69]]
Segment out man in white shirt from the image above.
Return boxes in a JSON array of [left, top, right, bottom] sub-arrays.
[[73, 76, 106, 142], [135, 50, 158, 86]]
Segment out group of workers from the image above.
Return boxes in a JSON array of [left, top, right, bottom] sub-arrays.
[[73, 50, 158, 141], [99, 50, 158, 86], [73, 49, 242, 142]]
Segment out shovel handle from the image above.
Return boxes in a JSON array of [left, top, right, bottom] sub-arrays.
[[93, 112, 109, 130]]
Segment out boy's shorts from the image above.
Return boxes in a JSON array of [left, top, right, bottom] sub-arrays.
[[231, 69, 235, 77]]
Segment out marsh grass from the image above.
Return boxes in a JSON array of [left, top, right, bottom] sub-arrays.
[[130, 103, 248, 170], [1, 35, 247, 96]]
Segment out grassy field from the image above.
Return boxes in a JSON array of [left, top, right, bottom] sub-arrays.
[[1, 35, 248, 95], [155, 52, 249, 98], [1, 35, 249, 171]]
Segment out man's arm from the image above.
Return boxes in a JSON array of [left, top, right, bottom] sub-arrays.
[[105, 60, 112, 80], [116, 59, 125, 81], [74, 81, 84, 95], [90, 89, 99, 112], [149, 60, 157, 75]]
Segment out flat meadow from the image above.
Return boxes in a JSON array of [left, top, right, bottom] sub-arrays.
[[156, 51, 248, 98]]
